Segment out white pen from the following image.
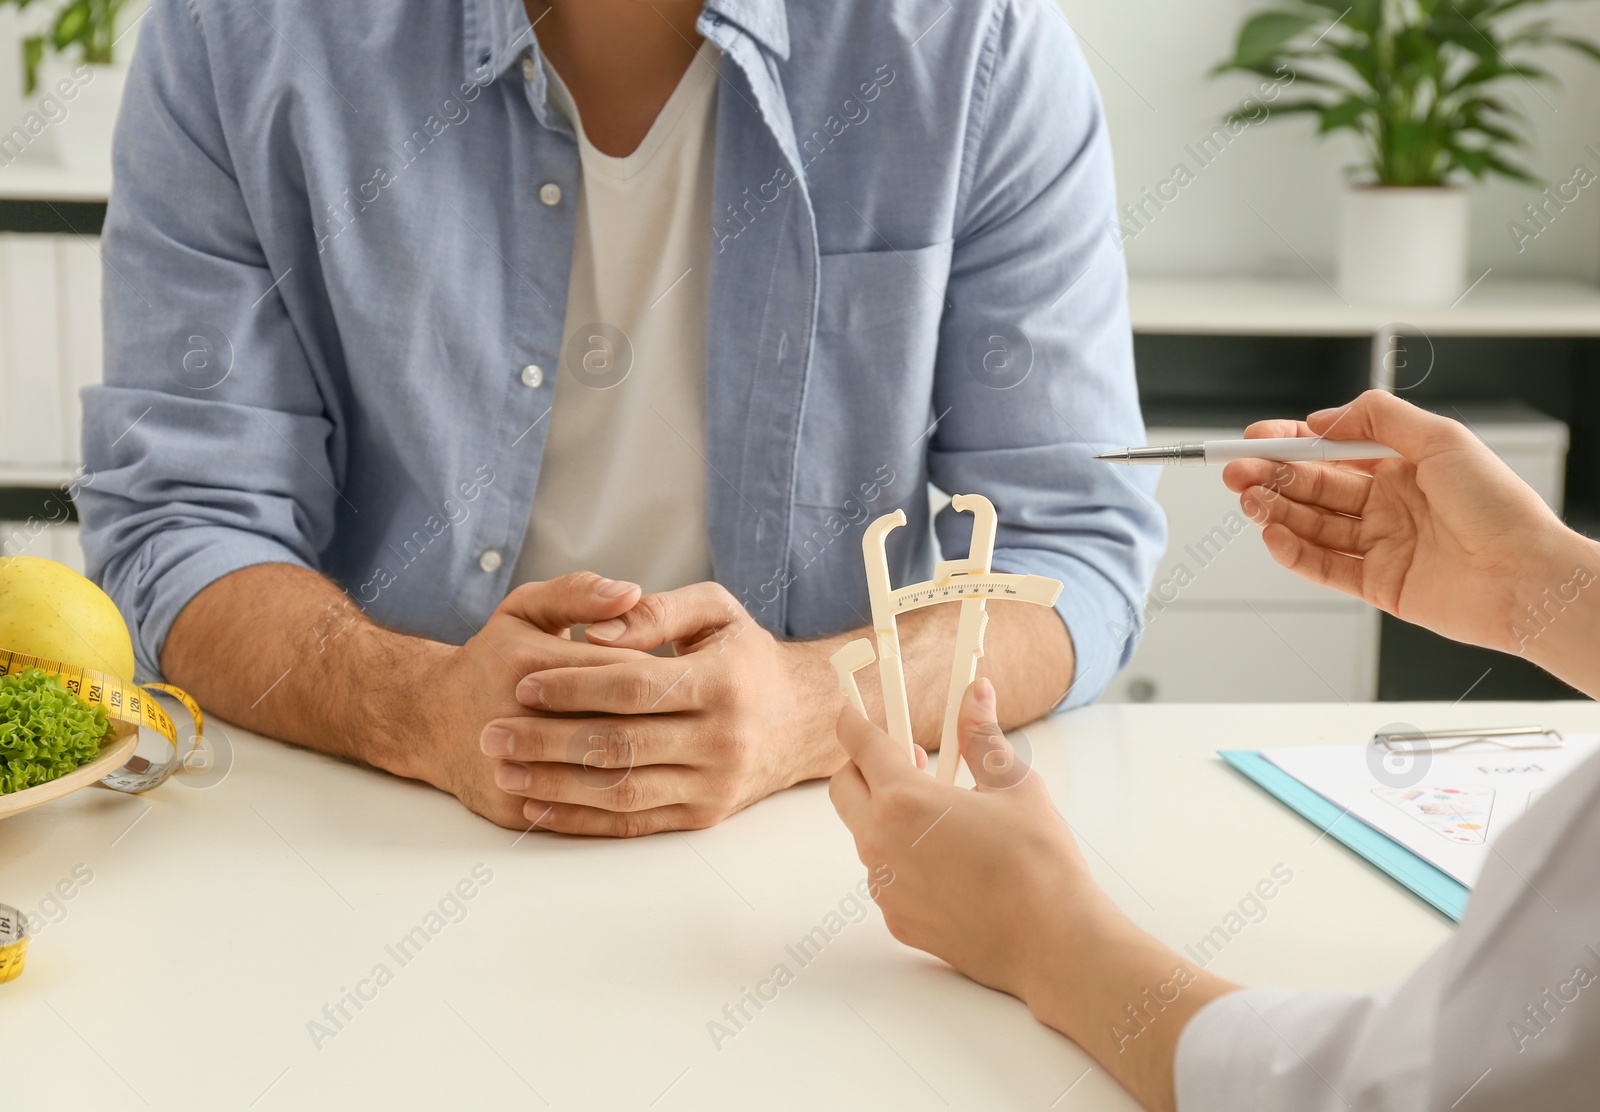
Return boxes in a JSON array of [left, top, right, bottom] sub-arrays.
[[1094, 437, 1402, 466]]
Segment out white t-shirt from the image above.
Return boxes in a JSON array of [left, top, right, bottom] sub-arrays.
[[1176, 743, 1600, 1110], [513, 42, 719, 595]]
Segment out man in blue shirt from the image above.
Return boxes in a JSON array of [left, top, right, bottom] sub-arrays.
[[79, 0, 1163, 835]]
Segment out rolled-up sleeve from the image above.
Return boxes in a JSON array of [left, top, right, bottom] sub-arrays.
[[928, 0, 1164, 709], [78, 0, 336, 679]]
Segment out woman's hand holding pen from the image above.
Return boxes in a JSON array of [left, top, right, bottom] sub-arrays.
[[1223, 390, 1600, 688]]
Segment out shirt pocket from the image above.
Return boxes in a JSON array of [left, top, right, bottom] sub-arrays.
[[814, 240, 954, 335], [797, 240, 953, 507]]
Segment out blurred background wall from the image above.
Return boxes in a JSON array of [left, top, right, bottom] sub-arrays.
[[1061, 0, 1600, 282]]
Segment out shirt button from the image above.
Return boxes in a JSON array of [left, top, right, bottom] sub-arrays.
[[539, 183, 562, 206], [478, 550, 503, 573], [521, 56, 537, 83], [519, 364, 544, 388]]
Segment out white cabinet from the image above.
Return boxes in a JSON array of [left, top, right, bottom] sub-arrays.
[[0, 234, 103, 478], [0, 230, 99, 565], [1106, 606, 1379, 703]]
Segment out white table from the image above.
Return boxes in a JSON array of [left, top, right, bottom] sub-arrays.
[[5, 700, 1597, 1110]]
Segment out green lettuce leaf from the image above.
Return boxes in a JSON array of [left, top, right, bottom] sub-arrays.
[[0, 667, 112, 794]]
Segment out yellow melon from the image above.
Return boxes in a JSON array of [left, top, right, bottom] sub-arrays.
[[0, 556, 136, 683]]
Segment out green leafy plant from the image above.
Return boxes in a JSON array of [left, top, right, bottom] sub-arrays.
[[1, 0, 129, 96], [1215, 0, 1600, 185], [0, 667, 111, 794]]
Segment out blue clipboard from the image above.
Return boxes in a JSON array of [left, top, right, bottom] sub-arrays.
[[1219, 750, 1469, 921]]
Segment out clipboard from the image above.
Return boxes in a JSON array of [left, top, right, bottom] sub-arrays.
[[1222, 726, 1575, 922], [1220, 749, 1471, 921]]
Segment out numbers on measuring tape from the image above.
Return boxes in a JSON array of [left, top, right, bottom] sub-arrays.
[[1, 649, 205, 795], [889, 574, 1061, 614]]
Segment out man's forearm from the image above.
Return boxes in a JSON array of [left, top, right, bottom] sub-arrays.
[[160, 563, 447, 778]]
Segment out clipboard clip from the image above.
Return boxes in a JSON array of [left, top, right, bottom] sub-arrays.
[[1372, 725, 1565, 753]]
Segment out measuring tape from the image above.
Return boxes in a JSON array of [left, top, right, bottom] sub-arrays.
[[0, 903, 24, 983], [0, 648, 204, 794]]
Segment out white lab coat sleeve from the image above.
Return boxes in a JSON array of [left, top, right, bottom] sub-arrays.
[[1175, 748, 1600, 1112]]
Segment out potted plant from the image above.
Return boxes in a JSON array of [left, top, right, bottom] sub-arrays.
[[1216, 0, 1600, 307], [3, 0, 135, 173]]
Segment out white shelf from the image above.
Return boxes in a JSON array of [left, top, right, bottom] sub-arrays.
[[0, 153, 110, 202], [1130, 276, 1600, 337], [0, 464, 79, 488]]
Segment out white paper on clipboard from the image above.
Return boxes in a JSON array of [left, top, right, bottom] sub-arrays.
[[1262, 734, 1600, 888]]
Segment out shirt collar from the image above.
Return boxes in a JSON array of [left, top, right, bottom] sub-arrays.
[[462, 0, 791, 84], [701, 0, 791, 60], [462, 0, 538, 85]]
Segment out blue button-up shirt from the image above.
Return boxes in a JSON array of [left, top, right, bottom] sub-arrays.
[[80, 0, 1164, 707]]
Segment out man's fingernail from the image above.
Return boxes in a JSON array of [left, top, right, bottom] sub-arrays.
[[481, 726, 514, 756], [495, 763, 531, 791], [587, 618, 626, 641], [517, 676, 546, 706], [597, 579, 637, 599], [1308, 407, 1340, 422], [974, 677, 996, 713], [526, 802, 555, 827]]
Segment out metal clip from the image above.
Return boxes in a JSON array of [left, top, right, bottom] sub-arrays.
[[1372, 725, 1564, 753]]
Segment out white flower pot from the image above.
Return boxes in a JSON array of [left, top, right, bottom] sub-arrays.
[[34, 58, 128, 175], [1337, 186, 1471, 308]]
